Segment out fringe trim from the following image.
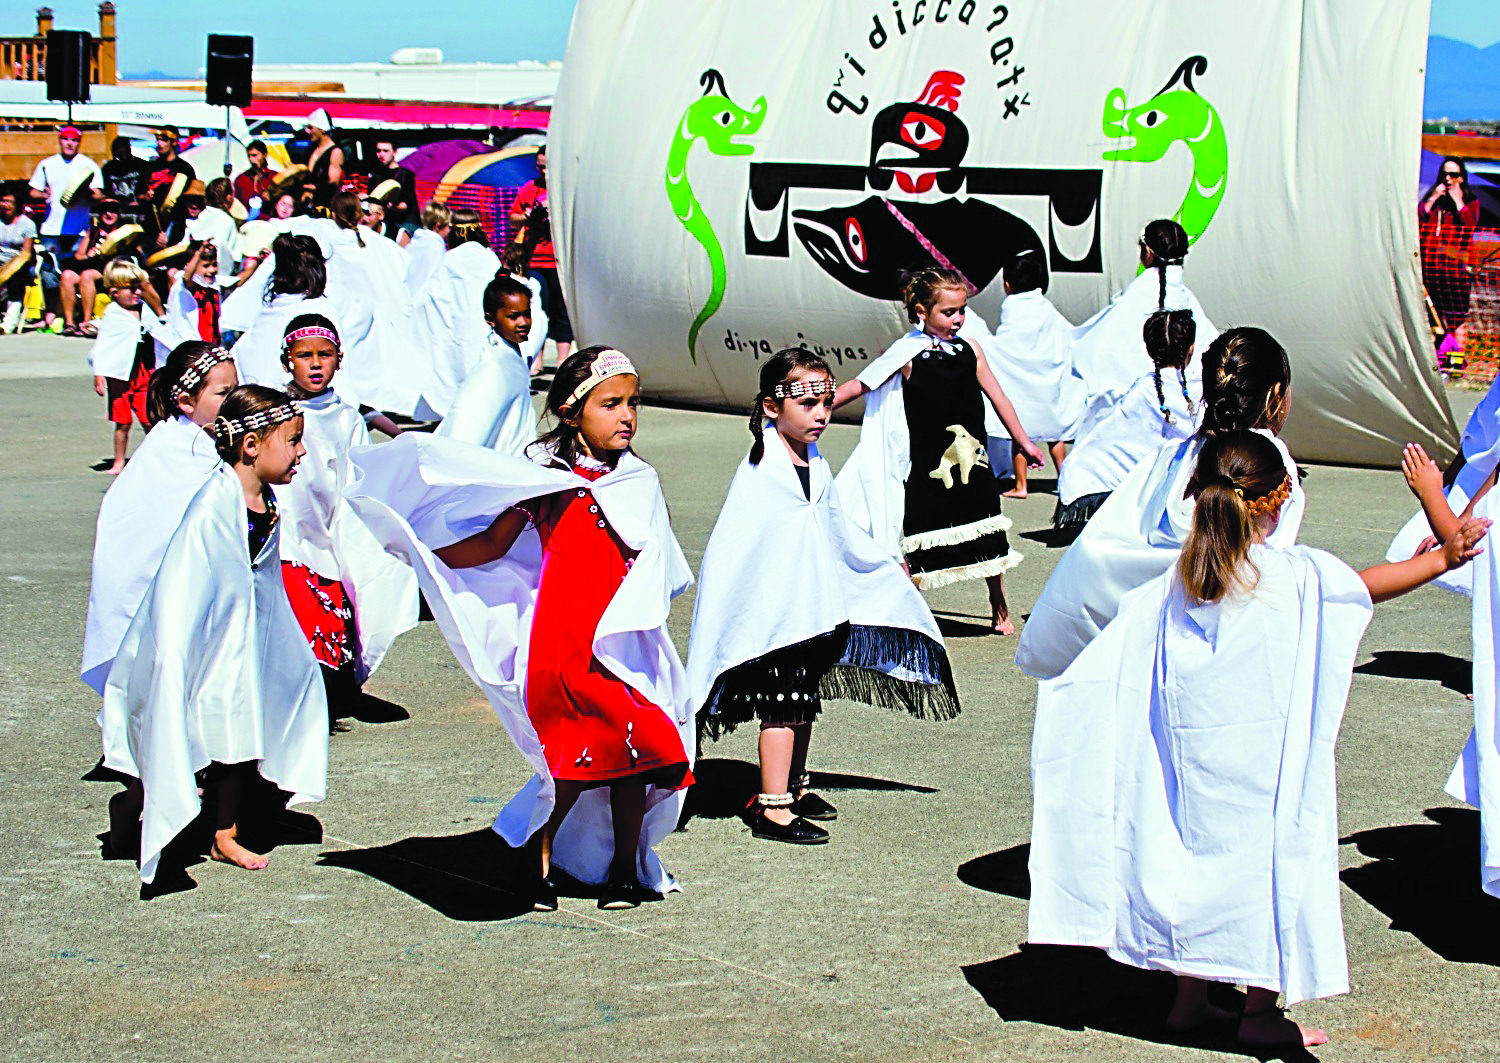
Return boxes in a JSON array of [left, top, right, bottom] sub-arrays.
[[902, 512, 1013, 554], [912, 551, 1023, 590], [819, 625, 961, 721], [1052, 492, 1110, 529]]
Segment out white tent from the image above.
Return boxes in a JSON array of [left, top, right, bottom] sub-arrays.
[[551, 0, 1455, 466], [0, 82, 248, 142]]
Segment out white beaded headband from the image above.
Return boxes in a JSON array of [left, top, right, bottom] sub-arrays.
[[282, 325, 340, 352], [566, 349, 637, 408], [172, 346, 233, 399], [212, 400, 302, 439], [772, 377, 837, 399]]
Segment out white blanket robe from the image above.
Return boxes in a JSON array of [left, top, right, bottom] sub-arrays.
[[324, 227, 420, 416], [403, 228, 446, 298], [1446, 489, 1500, 897], [1386, 374, 1500, 595], [688, 432, 956, 719], [979, 290, 1087, 443], [409, 243, 501, 419], [1055, 369, 1202, 507], [276, 389, 420, 680], [81, 416, 221, 694], [1015, 430, 1305, 680], [433, 334, 537, 457], [344, 435, 695, 891], [185, 206, 240, 277], [220, 217, 339, 336], [87, 301, 176, 380], [1070, 265, 1219, 425], [1029, 546, 1373, 1004], [99, 466, 329, 883], [162, 275, 226, 345]]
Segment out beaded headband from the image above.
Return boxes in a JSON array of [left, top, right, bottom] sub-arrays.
[[212, 400, 302, 440], [282, 325, 340, 352], [566, 349, 637, 408], [1243, 473, 1293, 519], [171, 346, 233, 399], [772, 377, 837, 399]]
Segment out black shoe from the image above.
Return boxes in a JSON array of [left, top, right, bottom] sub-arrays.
[[598, 880, 642, 910], [790, 791, 838, 821], [745, 804, 830, 845], [531, 876, 559, 912]]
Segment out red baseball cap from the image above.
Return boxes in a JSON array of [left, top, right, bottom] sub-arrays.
[[59, 125, 81, 139]]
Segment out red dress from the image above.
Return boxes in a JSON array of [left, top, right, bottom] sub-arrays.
[[524, 464, 693, 789]]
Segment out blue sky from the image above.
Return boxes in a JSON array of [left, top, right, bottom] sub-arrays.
[[10, 0, 1497, 75]]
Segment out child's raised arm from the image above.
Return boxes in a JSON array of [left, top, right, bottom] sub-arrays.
[[975, 356, 1045, 468], [832, 378, 868, 411], [1361, 515, 1490, 603], [433, 507, 533, 569]]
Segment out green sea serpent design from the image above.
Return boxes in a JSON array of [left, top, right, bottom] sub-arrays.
[[1103, 56, 1228, 263], [665, 68, 766, 363]]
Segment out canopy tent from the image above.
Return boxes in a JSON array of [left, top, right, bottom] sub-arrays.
[[0, 81, 248, 142], [552, 0, 1456, 466]]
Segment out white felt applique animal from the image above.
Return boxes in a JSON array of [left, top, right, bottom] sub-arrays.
[[930, 425, 989, 489]]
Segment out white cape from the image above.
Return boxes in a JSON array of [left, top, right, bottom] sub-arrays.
[[87, 301, 176, 380], [1055, 369, 1202, 507], [1015, 430, 1305, 680], [231, 292, 344, 395], [1028, 545, 1373, 1004], [185, 206, 240, 277], [1069, 265, 1220, 414], [688, 432, 958, 721], [99, 465, 329, 883], [1386, 375, 1500, 595], [275, 389, 420, 680], [81, 415, 221, 694], [324, 227, 420, 416], [344, 435, 695, 891], [408, 243, 501, 419], [403, 228, 446, 299], [220, 216, 340, 335], [978, 290, 1086, 443], [433, 334, 537, 457]]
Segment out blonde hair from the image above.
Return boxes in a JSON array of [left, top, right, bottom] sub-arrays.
[[421, 200, 452, 231], [103, 258, 148, 290], [1178, 431, 1293, 605]]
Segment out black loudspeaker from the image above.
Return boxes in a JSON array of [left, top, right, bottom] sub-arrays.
[[206, 34, 254, 107], [45, 30, 91, 103]]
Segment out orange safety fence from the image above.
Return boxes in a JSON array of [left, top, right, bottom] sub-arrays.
[[414, 178, 524, 251], [1423, 225, 1500, 385]]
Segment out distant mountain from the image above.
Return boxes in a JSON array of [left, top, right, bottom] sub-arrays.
[[121, 70, 184, 81], [1426, 36, 1500, 121]]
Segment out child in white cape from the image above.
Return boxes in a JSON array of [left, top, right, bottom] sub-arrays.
[[1016, 327, 1303, 680], [689, 348, 960, 845], [100, 385, 329, 884], [1054, 308, 1200, 528], [82, 341, 238, 695], [275, 314, 420, 721], [408, 209, 501, 420], [434, 275, 538, 457], [1029, 430, 1488, 1050]]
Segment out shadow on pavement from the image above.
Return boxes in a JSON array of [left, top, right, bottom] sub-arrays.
[[678, 757, 937, 825], [1341, 806, 1500, 965], [957, 843, 1031, 900], [1018, 524, 1080, 549], [344, 691, 411, 724], [1353, 650, 1472, 697], [935, 613, 997, 639], [962, 946, 1313, 1060], [317, 828, 534, 921]]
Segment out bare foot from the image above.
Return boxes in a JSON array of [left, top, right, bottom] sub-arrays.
[[211, 831, 269, 870], [106, 463, 125, 475], [1002, 488, 1028, 499], [1239, 1008, 1328, 1048], [993, 613, 1016, 636], [1166, 1001, 1238, 1034]]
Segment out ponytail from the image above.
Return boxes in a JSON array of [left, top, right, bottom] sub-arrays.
[[330, 190, 366, 249], [1178, 431, 1293, 605], [748, 399, 767, 465], [1198, 327, 1292, 438], [145, 340, 229, 426]]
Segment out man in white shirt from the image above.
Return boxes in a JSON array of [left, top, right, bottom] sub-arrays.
[[28, 125, 102, 332]]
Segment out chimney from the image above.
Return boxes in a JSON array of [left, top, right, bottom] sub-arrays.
[[36, 7, 54, 36], [97, 2, 117, 84]]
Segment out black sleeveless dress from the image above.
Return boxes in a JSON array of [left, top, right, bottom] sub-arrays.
[[900, 338, 1020, 588]]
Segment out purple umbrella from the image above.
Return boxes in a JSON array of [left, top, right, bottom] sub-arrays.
[[400, 139, 494, 183]]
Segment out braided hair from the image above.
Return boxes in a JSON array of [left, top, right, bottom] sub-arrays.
[[1198, 327, 1292, 438], [900, 267, 966, 325], [749, 348, 834, 464], [1142, 309, 1196, 424], [1139, 219, 1189, 310], [208, 385, 299, 464]]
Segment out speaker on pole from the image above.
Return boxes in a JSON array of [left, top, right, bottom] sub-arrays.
[[45, 30, 91, 103], [206, 34, 254, 108]]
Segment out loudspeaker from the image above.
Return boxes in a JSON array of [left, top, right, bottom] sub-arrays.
[[206, 34, 254, 107], [45, 30, 91, 104]]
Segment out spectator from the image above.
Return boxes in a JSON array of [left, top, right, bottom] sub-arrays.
[[137, 126, 196, 252], [304, 109, 345, 208], [234, 139, 276, 217], [0, 188, 38, 334], [100, 136, 146, 221], [59, 198, 130, 337], [1420, 156, 1482, 362], [509, 144, 573, 365], [28, 125, 102, 333], [271, 191, 300, 221], [360, 197, 386, 237], [368, 139, 418, 236]]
